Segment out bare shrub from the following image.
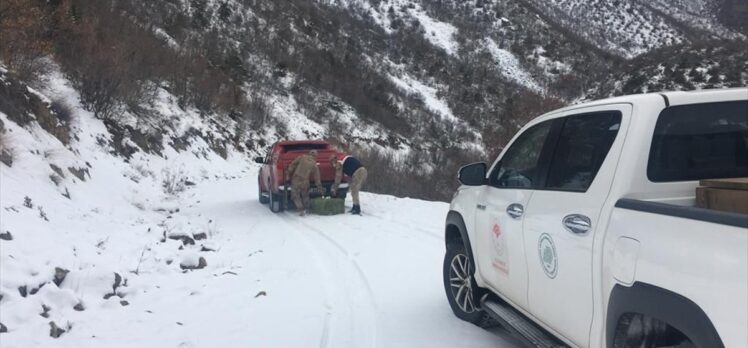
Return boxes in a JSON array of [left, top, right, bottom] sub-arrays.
[[132, 163, 155, 179], [0, 0, 53, 84], [246, 92, 272, 129], [0, 148, 12, 167], [51, 1, 175, 119], [38, 206, 49, 221], [357, 146, 483, 202], [49, 99, 74, 125], [162, 167, 187, 195], [483, 90, 564, 159]]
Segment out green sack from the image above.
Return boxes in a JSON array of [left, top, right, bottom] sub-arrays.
[[310, 197, 345, 215]]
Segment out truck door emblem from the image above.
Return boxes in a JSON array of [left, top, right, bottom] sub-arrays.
[[538, 233, 558, 279], [492, 223, 501, 238], [491, 223, 509, 274]]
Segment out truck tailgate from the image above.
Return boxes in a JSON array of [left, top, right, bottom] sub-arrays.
[[278, 150, 345, 183]]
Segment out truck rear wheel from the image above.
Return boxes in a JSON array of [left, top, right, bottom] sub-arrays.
[[258, 180, 269, 204], [443, 244, 494, 327], [613, 313, 695, 348], [269, 192, 283, 213]]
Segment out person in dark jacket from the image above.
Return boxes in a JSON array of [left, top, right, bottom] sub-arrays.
[[330, 154, 368, 215]]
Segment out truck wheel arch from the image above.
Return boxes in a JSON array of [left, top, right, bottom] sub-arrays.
[[606, 282, 724, 348], [445, 211, 475, 269]]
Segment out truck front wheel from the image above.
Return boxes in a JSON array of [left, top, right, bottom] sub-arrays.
[[443, 244, 494, 327]]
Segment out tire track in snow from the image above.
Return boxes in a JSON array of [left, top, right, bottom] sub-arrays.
[[338, 210, 443, 243], [319, 312, 332, 348], [261, 215, 338, 348], [291, 216, 380, 348], [295, 219, 379, 310]]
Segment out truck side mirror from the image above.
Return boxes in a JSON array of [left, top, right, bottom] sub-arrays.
[[254, 157, 264, 164], [458, 162, 487, 186]]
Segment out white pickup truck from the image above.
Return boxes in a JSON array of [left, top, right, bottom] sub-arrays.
[[443, 88, 748, 348]]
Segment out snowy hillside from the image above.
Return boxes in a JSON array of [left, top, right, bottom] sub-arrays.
[[0, 70, 523, 347], [532, 0, 686, 57], [3, 0, 746, 202], [521, 0, 745, 57], [588, 41, 748, 98]]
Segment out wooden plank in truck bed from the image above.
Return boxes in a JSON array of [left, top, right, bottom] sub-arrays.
[[699, 178, 748, 191], [696, 178, 748, 215]]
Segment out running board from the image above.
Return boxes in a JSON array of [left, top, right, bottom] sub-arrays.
[[481, 299, 569, 348]]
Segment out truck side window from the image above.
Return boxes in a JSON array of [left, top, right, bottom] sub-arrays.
[[544, 112, 622, 192], [648, 100, 748, 182], [490, 121, 553, 189]]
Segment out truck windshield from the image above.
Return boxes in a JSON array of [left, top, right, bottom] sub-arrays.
[[648, 100, 748, 182], [282, 143, 329, 152]]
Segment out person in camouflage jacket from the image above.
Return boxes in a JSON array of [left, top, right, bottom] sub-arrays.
[[286, 150, 324, 216]]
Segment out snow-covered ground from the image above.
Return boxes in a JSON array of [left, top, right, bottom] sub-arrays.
[[0, 70, 518, 347], [1, 166, 521, 347]]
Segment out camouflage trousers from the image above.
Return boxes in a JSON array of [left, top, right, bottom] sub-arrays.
[[350, 167, 368, 205], [291, 178, 312, 211]]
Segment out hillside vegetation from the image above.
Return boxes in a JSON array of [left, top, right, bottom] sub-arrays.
[[1, 0, 745, 200]]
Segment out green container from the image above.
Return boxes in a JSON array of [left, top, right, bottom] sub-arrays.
[[310, 197, 345, 215]]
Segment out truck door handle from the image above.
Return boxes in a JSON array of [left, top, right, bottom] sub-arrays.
[[476, 204, 487, 210], [563, 214, 591, 234], [506, 204, 524, 219]]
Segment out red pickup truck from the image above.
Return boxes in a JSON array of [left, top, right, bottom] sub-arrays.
[[255, 140, 348, 212]]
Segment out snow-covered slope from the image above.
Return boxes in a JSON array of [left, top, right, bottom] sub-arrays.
[[522, 0, 744, 58], [587, 41, 748, 98], [0, 70, 244, 345], [6, 0, 745, 202], [643, 0, 744, 40], [533, 0, 685, 57], [484, 39, 544, 94]]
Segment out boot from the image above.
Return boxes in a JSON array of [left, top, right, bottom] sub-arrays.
[[350, 204, 361, 215]]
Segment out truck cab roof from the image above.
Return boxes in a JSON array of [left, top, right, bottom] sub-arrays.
[[553, 88, 747, 116]]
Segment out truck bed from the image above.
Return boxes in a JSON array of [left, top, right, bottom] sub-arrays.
[[608, 198, 748, 348], [273, 150, 349, 201], [277, 149, 343, 184], [615, 198, 748, 229]]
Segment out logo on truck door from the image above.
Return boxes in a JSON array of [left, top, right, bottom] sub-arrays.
[[491, 222, 509, 275], [538, 233, 558, 279]]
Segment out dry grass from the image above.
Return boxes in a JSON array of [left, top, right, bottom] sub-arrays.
[[356, 146, 483, 202]]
